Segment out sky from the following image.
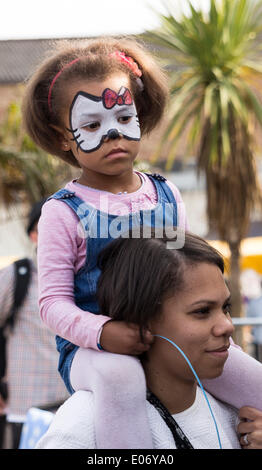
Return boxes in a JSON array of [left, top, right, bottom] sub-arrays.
[[0, 0, 208, 40]]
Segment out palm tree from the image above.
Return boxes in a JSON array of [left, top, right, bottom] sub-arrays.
[[0, 100, 75, 208], [147, 0, 262, 325]]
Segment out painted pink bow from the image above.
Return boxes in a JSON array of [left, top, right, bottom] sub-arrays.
[[102, 87, 133, 109]]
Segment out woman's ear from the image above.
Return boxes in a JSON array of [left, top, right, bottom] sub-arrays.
[[50, 124, 71, 152], [147, 306, 163, 335]]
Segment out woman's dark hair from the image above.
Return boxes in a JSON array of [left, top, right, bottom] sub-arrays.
[[97, 229, 225, 339]]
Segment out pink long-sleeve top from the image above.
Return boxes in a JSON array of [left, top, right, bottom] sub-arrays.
[[38, 172, 188, 351]]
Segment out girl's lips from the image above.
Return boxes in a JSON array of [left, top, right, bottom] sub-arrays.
[[105, 148, 127, 158]]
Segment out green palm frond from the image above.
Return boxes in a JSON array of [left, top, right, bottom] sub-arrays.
[[0, 146, 73, 206], [148, 0, 262, 321], [0, 100, 75, 207], [148, 0, 262, 172]]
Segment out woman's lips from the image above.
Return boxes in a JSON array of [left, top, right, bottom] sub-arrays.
[[205, 344, 230, 358]]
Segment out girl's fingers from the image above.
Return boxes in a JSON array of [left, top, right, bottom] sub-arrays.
[[131, 342, 151, 355], [143, 330, 154, 344], [129, 326, 154, 344]]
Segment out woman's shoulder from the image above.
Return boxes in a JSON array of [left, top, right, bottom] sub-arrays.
[[199, 388, 239, 437], [35, 391, 96, 449], [56, 390, 95, 418], [204, 388, 238, 414]]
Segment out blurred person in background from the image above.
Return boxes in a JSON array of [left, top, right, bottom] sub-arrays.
[[0, 200, 68, 449], [241, 269, 262, 362], [247, 293, 262, 362]]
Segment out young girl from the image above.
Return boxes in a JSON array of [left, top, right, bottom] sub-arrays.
[[22, 36, 262, 449]]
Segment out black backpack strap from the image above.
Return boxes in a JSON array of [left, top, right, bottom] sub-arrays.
[[0, 328, 7, 380], [6, 258, 31, 330]]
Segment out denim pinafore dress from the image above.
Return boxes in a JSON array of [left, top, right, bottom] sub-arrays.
[[48, 174, 178, 394]]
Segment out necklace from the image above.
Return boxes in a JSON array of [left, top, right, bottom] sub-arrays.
[[116, 173, 143, 195], [147, 390, 194, 449]]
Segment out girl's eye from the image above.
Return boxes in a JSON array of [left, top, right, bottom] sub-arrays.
[[118, 116, 132, 124], [82, 122, 100, 131]]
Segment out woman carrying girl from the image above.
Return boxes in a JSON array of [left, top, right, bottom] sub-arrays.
[[36, 231, 262, 449], [22, 36, 262, 449]]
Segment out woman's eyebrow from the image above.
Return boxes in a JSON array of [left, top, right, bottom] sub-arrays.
[[190, 295, 231, 307], [190, 300, 216, 306]]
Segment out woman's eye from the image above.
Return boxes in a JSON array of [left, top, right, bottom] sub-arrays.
[[193, 307, 210, 316], [198, 309, 210, 315], [223, 303, 232, 315], [118, 116, 132, 124], [82, 122, 100, 131]]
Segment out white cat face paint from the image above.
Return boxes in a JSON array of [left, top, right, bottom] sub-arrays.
[[67, 86, 141, 153]]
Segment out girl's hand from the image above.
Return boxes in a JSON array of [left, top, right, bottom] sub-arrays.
[[238, 406, 262, 449], [99, 320, 154, 355]]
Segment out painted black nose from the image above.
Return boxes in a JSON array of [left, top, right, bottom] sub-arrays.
[[107, 128, 120, 140]]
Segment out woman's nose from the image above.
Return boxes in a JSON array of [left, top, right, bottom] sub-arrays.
[[212, 312, 235, 337]]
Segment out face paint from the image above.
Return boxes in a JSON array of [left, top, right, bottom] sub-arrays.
[[67, 86, 141, 153]]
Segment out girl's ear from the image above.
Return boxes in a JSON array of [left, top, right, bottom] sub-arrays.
[[50, 124, 71, 151]]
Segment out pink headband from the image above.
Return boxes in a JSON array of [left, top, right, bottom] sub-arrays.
[[47, 51, 143, 113], [109, 51, 142, 77], [48, 58, 80, 113]]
